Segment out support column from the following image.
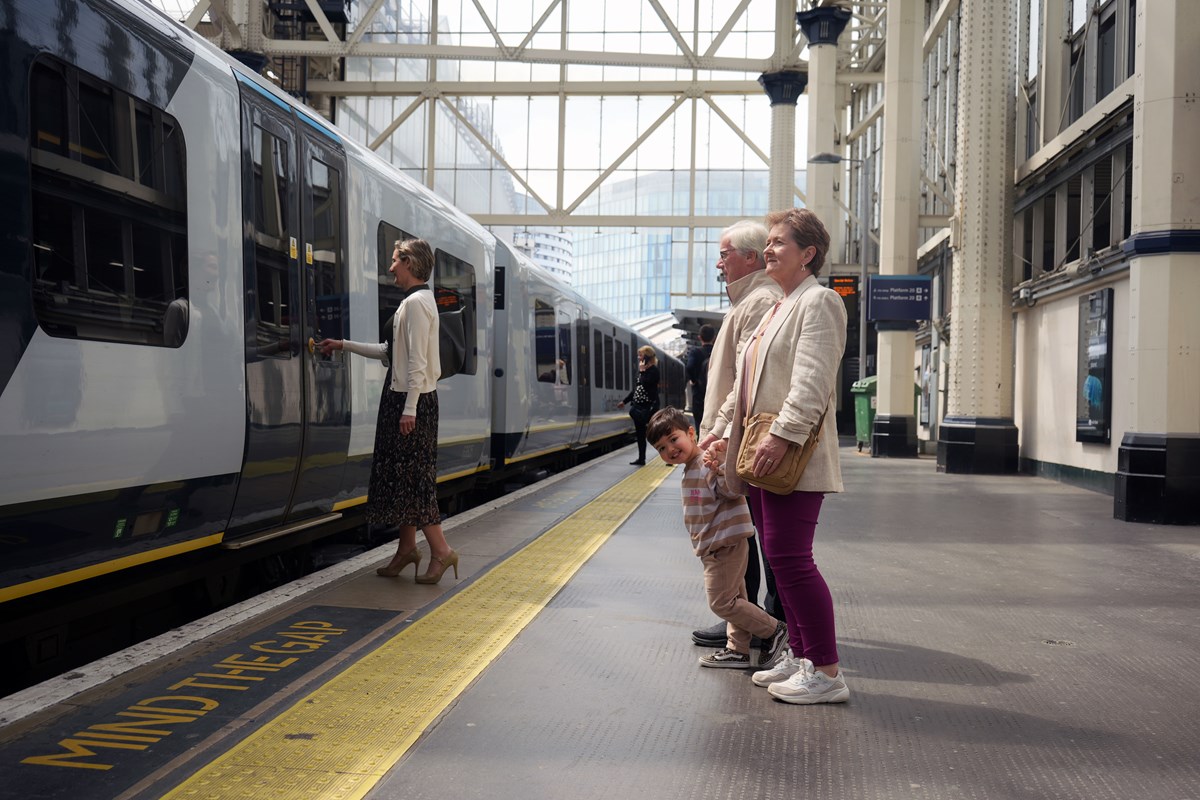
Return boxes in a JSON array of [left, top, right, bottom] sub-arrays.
[[871, 0, 922, 458], [759, 72, 808, 211], [1114, 0, 1200, 525], [1037, 0, 1068, 146], [937, 0, 1020, 474], [797, 7, 851, 260]]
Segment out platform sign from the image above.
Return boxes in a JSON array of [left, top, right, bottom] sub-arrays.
[[867, 275, 932, 321]]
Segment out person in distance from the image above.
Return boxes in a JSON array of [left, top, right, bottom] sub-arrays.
[[617, 345, 660, 466]]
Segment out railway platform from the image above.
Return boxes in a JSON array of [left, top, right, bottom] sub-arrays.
[[0, 444, 1197, 799]]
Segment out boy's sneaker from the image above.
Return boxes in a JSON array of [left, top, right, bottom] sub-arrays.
[[698, 648, 752, 669], [757, 621, 788, 668], [767, 669, 850, 704], [751, 650, 812, 687]]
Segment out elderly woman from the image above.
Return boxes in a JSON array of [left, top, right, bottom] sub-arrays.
[[319, 238, 457, 585], [715, 208, 849, 704], [618, 345, 660, 465]]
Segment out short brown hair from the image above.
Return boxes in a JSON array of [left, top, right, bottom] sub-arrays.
[[647, 406, 691, 444], [765, 208, 831, 277], [395, 238, 435, 282]]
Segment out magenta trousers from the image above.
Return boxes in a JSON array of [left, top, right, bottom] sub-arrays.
[[746, 487, 839, 666]]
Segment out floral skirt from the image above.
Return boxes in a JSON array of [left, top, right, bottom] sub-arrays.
[[367, 389, 440, 527]]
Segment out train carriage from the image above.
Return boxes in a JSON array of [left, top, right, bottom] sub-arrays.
[[0, 0, 681, 610]]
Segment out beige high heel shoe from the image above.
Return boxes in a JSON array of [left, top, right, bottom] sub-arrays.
[[415, 549, 459, 584], [377, 547, 421, 578]]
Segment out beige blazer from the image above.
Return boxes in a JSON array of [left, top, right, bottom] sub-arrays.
[[721, 274, 848, 494], [700, 270, 783, 439]]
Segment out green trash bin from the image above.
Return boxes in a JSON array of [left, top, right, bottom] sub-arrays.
[[850, 375, 877, 452]]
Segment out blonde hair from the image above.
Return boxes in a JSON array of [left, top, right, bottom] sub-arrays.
[[395, 238, 435, 281], [638, 345, 658, 365]]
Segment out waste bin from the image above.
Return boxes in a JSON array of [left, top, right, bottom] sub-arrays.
[[850, 375, 877, 452], [850, 377, 923, 452]]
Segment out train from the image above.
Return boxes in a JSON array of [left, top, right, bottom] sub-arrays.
[[0, 0, 685, 610]]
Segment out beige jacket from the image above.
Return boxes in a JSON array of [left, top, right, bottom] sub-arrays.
[[719, 274, 848, 495], [701, 270, 783, 439]]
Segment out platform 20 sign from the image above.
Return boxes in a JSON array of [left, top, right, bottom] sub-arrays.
[[867, 276, 932, 323]]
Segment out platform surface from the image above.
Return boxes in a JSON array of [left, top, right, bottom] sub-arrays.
[[2, 445, 1198, 800]]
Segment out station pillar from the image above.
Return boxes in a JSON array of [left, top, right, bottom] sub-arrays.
[[796, 6, 851, 263], [871, 0, 922, 458], [937, 0, 1020, 473], [1114, 0, 1200, 525], [758, 71, 808, 211]]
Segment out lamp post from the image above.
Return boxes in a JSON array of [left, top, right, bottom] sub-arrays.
[[809, 152, 871, 381]]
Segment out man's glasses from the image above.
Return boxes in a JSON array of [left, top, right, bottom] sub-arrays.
[[718, 249, 734, 260]]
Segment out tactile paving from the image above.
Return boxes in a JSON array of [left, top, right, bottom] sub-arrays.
[[159, 463, 675, 800]]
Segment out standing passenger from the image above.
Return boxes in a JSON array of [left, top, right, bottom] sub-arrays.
[[692, 221, 786, 648], [716, 208, 850, 704], [617, 345, 660, 466], [318, 238, 458, 585], [685, 324, 715, 431]]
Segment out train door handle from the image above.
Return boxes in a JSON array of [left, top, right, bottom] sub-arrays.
[[307, 337, 316, 355]]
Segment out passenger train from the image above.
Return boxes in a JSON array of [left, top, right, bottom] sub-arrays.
[[0, 0, 684, 608]]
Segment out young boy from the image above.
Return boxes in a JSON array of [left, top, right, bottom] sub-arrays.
[[647, 407, 787, 669]]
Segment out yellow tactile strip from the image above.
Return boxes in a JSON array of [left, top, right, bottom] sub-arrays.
[[163, 461, 674, 800]]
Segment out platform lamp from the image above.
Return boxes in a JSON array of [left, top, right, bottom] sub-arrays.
[[808, 151, 871, 381]]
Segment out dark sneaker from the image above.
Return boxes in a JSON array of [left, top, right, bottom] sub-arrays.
[[691, 620, 726, 646], [757, 621, 787, 668], [698, 648, 752, 669]]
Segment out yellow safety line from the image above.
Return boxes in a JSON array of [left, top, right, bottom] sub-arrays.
[[162, 462, 675, 800], [0, 534, 225, 604]]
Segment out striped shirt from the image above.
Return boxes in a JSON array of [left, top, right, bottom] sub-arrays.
[[679, 455, 755, 557]]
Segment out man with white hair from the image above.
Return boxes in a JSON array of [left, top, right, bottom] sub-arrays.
[[691, 220, 786, 650]]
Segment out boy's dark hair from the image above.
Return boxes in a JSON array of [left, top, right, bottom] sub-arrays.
[[647, 406, 691, 445], [699, 324, 715, 343]]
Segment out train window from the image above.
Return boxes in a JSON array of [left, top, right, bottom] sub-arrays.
[[604, 335, 615, 389], [29, 58, 188, 347], [624, 340, 633, 391], [534, 299, 557, 383], [434, 249, 477, 376], [557, 312, 572, 385], [377, 221, 415, 341], [309, 157, 345, 341], [250, 125, 292, 356], [594, 330, 604, 388]]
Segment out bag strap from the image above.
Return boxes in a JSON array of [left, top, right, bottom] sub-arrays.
[[743, 301, 782, 414]]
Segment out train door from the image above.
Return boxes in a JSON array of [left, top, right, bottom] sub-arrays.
[[575, 313, 591, 443], [225, 77, 348, 538], [289, 122, 350, 515]]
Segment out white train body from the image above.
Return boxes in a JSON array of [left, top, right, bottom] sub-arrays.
[[0, 0, 683, 603]]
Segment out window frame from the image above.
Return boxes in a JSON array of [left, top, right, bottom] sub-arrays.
[[29, 56, 189, 348]]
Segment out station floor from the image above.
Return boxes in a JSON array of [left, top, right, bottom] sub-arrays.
[[1, 443, 1198, 799]]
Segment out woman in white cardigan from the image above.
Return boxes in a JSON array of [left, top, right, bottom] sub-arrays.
[[715, 208, 849, 704], [319, 238, 457, 585]]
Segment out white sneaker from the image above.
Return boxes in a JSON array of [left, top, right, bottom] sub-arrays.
[[767, 668, 850, 704], [751, 650, 813, 688]]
